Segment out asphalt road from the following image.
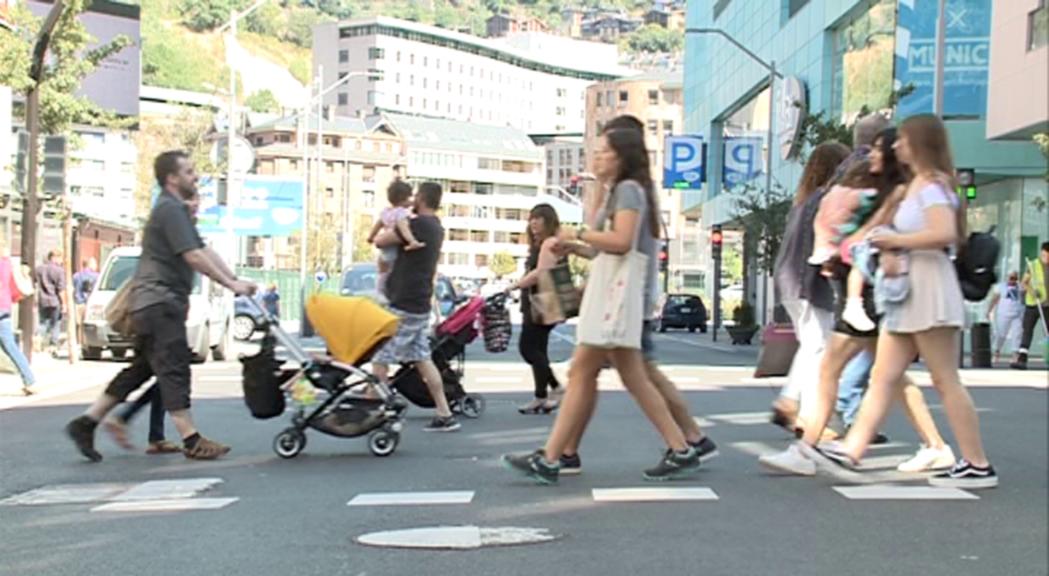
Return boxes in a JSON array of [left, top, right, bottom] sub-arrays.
[[1, 353, 1046, 576]]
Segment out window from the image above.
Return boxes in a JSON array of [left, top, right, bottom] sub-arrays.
[[787, 0, 809, 18], [1031, 0, 1048, 51], [648, 90, 659, 105], [478, 158, 500, 170], [338, 93, 348, 106], [277, 134, 291, 143], [663, 120, 674, 134], [596, 92, 603, 106], [619, 90, 628, 104], [396, 51, 401, 62], [647, 120, 658, 136], [325, 187, 335, 199], [409, 74, 414, 86], [470, 231, 487, 243], [474, 254, 488, 267], [395, 94, 401, 105], [423, 78, 428, 89], [830, 0, 896, 122], [556, 106, 566, 116], [713, 0, 732, 20], [339, 49, 349, 63], [76, 131, 105, 146], [363, 166, 375, 183], [605, 90, 613, 106], [362, 190, 375, 207], [410, 53, 415, 64], [475, 183, 493, 195], [449, 229, 469, 241]]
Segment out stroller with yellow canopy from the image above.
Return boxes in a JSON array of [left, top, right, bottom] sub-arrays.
[[240, 294, 408, 459]]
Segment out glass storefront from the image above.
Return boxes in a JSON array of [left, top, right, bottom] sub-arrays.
[[830, 0, 897, 123]]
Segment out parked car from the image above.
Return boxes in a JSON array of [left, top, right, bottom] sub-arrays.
[[233, 295, 268, 341], [82, 247, 233, 363], [339, 263, 461, 317], [658, 294, 708, 333]]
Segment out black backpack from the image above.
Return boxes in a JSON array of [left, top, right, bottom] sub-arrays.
[[955, 227, 1000, 302]]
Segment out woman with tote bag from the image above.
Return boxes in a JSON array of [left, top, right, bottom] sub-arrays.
[[502, 127, 702, 484]]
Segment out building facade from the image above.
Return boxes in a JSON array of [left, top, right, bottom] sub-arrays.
[[585, 71, 702, 292], [486, 13, 548, 38], [685, 0, 1048, 326], [541, 137, 586, 194], [386, 112, 581, 280], [312, 16, 629, 134], [66, 127, 138, 226]]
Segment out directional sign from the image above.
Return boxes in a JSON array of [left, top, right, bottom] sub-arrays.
[[723, 137, 763, 189], [663, 135, 705, 190]]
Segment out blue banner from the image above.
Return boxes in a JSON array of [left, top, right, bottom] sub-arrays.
[[197, 176, 304, 237], [663, 135, 705, 190], [723, 136, 763, 189], [894, 0, 991, 118]]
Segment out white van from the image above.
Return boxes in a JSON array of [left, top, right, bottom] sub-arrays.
[[81, 246, 232, 363]]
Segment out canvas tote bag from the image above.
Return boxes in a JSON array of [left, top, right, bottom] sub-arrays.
[[529, 262, 580, 325], [576, 198, 648, 349], [105, 280, 135, 336]]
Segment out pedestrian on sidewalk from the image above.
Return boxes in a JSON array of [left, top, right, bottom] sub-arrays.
[[760, 124, 952, 476], [508, 203, 566, 414], [503, 122, 702, 483], [1011, 243, 1049, 370], [103, 191, 204, 455], [0, 238, 37, 396], [812, 115, 997, 489], [371, 182, 459, 432], [986, 271, 1024, 364], [771, 141, 850, 433], [262, 283, 280, 319], [65, 150, 256, 462], [72, 258, 98, 352], [34, 251, 65, 354]]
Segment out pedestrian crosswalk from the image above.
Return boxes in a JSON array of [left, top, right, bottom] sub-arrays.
[[0, 477, 237, 512]]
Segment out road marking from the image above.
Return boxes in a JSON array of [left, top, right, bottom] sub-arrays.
[[694, 416, 716, 428], [707, 411, 773, 425], [730, 441, 781, 458], [470, 427, 549, 440], [357, 526, 559, 550], [110, 478, 223, 501], [592, 488, 718, 502], [477, 434, 549, 447], [348, 491, 475, 507], [652, 333, 750, 354], [833, 485, 978, 500], [91, 498, 240, 512], [0, 483, 132, 506]]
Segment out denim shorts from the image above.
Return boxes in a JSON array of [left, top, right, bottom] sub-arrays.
[[641, 320, 656, 361]]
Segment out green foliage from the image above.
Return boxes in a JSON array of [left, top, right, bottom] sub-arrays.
[[0, 0, 134, 133], [623, 23, 682, 54], [245, 2, 283, 36], [732, 302, 755, 327], [245, 89, 280, 113], [133, 109, 215, 218], [352, 214, 376, 263], [489, 251, 517, 278], [730, 183, 791, 276], [178, 0, 246, 32], [285, 7, 329, 48], [141, 15, 227, 91], [721, 246, 742, 285], [1034, 133, 1049, 184]]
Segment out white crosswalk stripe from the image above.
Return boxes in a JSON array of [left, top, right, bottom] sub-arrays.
[[592, 488, 719, 502], [348, 491, 475, 507], [833, 485, 979, 500], [91, 498, 239, 512], [0, 478, 234, 512]]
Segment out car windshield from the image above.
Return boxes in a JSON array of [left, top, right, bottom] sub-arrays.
[[99, 256, 201, 293], [342, 268, 378, 293]]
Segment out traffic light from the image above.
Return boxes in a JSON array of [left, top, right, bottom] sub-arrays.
[[659, 240, 669, 273], [956, 168, 976, 201], [711, 225, 723, 261], [41, 135, 67, 198]]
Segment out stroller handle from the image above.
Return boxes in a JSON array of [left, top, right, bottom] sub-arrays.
[[244, 295, 311, 365], [485, 292, 509, 307]]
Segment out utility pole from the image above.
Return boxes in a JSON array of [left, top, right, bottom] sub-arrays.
[[62, 201, 75, 363], [19, 0, 66, 360]]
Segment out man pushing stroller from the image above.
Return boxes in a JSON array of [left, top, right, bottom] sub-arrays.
[[372, 181, 460, 432]]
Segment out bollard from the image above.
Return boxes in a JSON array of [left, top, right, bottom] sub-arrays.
[[970, 322, 992, 368]]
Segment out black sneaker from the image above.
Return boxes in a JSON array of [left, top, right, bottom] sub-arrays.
[[66, 416, 102, 462], [1010, 353, 1028, 370], [559, 453, 582, 475], [929, 460, 998, 490], [690, 436, 719, 463], [423, 416, 461, 432], [643, 448, 701, 481], [502, 451, 559, 485]]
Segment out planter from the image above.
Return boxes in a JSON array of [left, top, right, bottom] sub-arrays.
[[726, 325, 759, 345]]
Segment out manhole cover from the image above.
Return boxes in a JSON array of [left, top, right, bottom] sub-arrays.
[[356, 526, 560, 550]]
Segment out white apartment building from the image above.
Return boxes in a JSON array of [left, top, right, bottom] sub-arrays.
[[541, 137, 586, 194], [385, 112, 581, 280], [313, 16, 632, 134], [66, 127, 138, 226]]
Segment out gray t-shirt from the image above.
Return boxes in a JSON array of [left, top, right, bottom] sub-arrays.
[[131, 192, 205, 313], [595, 180, 660, 318]]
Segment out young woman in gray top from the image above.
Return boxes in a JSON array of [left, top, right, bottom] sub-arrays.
[[813, 115, 997, 489]]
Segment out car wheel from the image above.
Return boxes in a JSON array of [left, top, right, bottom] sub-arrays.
[[232, 315, 256, 341], [689, 325, 697, 333], [111, 347, 129, 360], [82, 347, 102, 361]]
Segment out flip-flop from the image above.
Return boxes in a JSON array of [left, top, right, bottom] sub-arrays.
[[103, 419, 134, 450], [146, 440, 182, 455]]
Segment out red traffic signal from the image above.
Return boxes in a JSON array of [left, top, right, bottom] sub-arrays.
[[711, 227, 723, 246]]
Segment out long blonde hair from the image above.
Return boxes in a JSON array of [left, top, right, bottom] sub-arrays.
[[900, 115, 965, 242]]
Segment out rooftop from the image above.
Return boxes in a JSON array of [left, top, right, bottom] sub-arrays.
[[380, 112, 541, 159]]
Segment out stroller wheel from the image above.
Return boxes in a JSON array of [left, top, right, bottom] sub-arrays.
[[274, 428, 306, 459], [368, 429, 399, 457], [460, 394, 485, 419]]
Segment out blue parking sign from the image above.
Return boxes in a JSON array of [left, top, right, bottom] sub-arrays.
[[723, 137, 763, 189], [663, 135, 705, 190]]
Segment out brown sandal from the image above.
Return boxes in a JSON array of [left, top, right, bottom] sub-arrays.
[[146, 440, 182, 455], [182, 436, 232, 460], [103, 418, 134, 450]]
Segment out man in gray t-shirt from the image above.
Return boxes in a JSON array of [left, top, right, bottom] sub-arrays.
[[595, 179, 660, 318]]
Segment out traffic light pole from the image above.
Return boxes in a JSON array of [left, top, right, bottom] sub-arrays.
[[711, 225, 722, 343], [19, 0, 66, 360]]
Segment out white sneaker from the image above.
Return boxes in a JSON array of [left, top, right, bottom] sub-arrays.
[[759, 442, 816, 476], [842, 299, 876, 332], [897, 444, 956, 473]]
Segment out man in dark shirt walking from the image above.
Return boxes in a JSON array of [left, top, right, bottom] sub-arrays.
[[65, 151, 255, 462], [35, 251, 66, 352], [372, 181, 458, 432]]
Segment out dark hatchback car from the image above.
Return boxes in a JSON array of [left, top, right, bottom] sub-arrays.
[[340, 263, 460, 317], [658, 294, 708, 333]]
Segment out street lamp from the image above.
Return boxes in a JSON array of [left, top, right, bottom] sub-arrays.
[[685, 27, 783, 327], [298, 68, 382, 334]]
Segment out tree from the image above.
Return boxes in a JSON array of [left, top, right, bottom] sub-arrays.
[[624, 24, 683, 54], [730, 183, 791, 277], [245, 1, 283, 36], [352, 214, 375, 264], [133, 109, 215, 220], [178, 0, 243, 33], [245, 89, 280, 113], [285, 8, 329, 48], [489, 251, 517, 278]]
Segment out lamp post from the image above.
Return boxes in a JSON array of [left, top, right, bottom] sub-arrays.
[[685, 27, 783, 326], [298, 68, 381, 334]]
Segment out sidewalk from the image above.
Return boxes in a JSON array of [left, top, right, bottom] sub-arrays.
[[0, 355, 124, 411]]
